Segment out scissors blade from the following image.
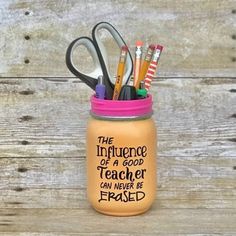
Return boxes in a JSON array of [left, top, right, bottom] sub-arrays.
[[92, 22, 133, 86]]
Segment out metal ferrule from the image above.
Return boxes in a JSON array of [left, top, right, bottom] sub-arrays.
[[145, 48, 154, 61], [135, 46, 142, 59], [152, 49, 161, 62]]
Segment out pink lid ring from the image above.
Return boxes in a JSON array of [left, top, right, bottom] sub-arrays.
[[90, 95, 153, 118]]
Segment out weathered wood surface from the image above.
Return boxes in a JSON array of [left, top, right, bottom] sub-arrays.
[[1, 0, 236, 234], [0, 78, 235, 157], [0, 77, 235, 234], [0, 234, 235, 236], [0, 0, 236, 77], [0, 156, 236, 190], [0, 208, 236, 234], [1, 188, 236, 209]]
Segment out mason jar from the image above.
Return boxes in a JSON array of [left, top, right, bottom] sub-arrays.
[[86, 95, 157, 216]]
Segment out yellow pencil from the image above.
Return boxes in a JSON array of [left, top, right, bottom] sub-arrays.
[[133, 41, 143, 87], [113, 46, 128, 100], [134, 44, 155, 89]]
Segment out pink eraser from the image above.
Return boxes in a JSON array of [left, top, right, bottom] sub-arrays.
[[136, 40, 144, 47], [156, 44, 163, 51], [121, 45, 128, 52], [148, 44, 156, 50]]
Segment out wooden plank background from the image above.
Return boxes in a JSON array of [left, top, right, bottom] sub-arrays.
[[0, 0, 236, 77], [0, 0, 236, 235]]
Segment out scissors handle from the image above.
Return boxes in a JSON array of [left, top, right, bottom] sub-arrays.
[[66, 22, 133, 99], [92, 22, 133, 86], [65, 37, 101, 90]]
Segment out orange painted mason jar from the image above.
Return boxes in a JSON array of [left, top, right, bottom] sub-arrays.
[[86, 95, 157, 216]]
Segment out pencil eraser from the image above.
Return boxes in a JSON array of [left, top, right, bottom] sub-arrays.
[[136, 40, 144, 47], [148, 44, 156, 50], [121, 45, 128, 51], [156, 45, 164, 51]]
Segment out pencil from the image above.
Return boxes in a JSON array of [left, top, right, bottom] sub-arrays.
[[134, 44, 155, 89], [113, 45, 128, 100], [144, 45, 163, 91], [133, 41, 143, 87]]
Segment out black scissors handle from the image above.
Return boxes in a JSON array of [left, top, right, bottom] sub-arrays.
[[66, 22, 133, 99], [66, 36, 115, 98], [65, 37, 99, 90]]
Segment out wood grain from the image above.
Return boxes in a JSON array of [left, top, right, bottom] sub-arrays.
[[0, 234, 234, 236], [1, 0, 236, 234], [1, 187, 236, 209], [0, 156, 235, 190], [0, 78, 235, 158], [0, 77, 235, 234], [0, 234, 235, 236], [0, 0, 236, 77], [0, 208, 236, 234]]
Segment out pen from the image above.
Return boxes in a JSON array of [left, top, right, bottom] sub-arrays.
[[144, 45, 163, 91], [95, 75, 106, 99], [134, 44, 155, 89], [113, 45, 128, 100], [133, 41, 143, 87]]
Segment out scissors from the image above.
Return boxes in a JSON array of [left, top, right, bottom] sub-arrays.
[[66, 22, 133, 99]]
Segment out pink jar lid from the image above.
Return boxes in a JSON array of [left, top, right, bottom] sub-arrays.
[[90, 95, 153, 117]]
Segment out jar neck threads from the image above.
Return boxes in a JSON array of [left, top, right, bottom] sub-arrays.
[[90, 95, 153, 119]]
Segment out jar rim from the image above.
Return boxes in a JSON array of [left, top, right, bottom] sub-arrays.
[[90, 95, 153, 118]]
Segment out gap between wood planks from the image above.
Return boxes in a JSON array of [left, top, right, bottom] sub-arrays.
[[0, 76, 235, 78]]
